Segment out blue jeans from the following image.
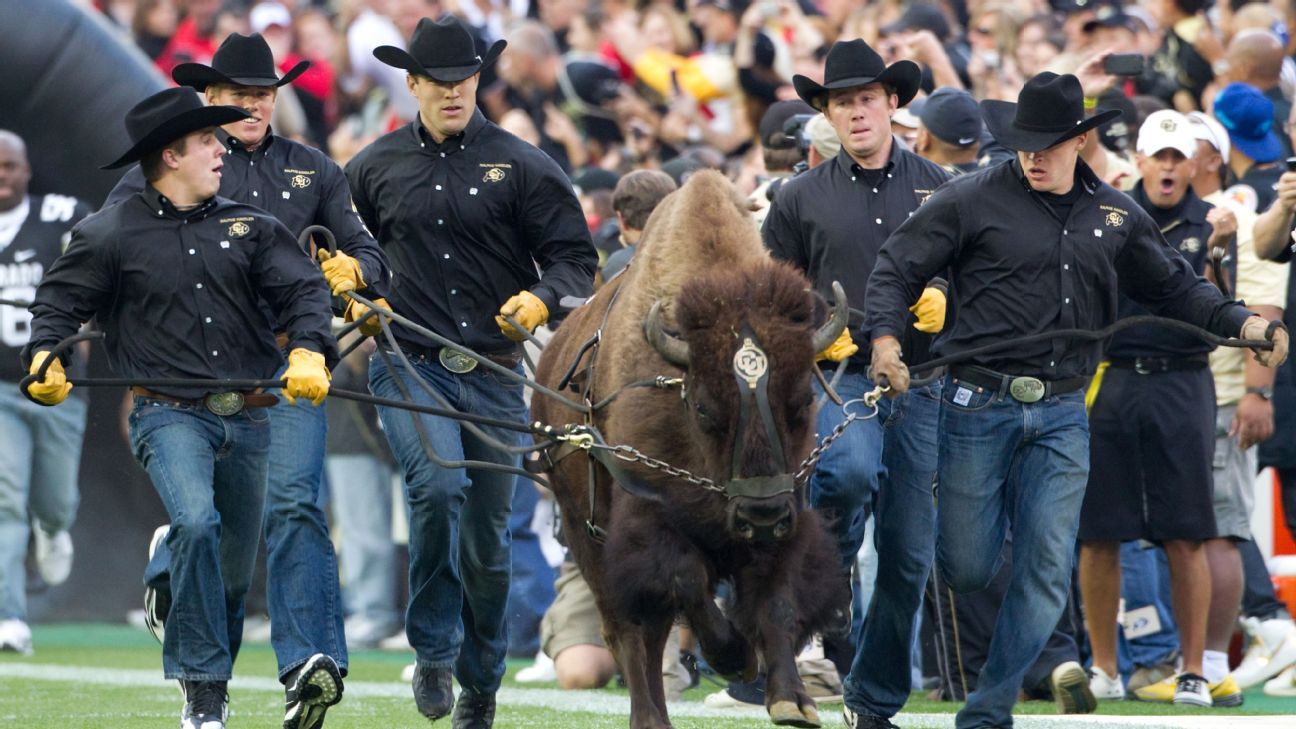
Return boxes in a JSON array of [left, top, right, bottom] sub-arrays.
[[507, 477, 556, 657], [327, 454, 400, 633], [810, 370, 884, 571], [844, 378, 942, 718], [0, 387, 86, 621], [933, 378, 1090, 729], [263, 369, 347, 679], [1116, 542, 1179, 678], [369, 351, 522, 694], [128, 398, 269, 680]]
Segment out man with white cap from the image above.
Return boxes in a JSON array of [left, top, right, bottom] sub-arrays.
[[1079, 109, 1238, 708]]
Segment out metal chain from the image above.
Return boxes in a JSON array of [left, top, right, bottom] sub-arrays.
[[595, 442, 725, 493], [794, 389, 885, 484]]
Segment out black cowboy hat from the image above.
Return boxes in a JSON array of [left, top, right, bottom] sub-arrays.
[[172, 33, 309, 91], [374, 16, 506, 83], [980, 72, 1121, 152], [102, 88, 251, 170], [792, 39, 920, 110]]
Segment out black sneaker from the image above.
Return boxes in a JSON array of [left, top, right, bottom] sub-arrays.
[[451, 689, 495, 729], [181, 680, 229, 729], [144, 525, 170, 644], [843, 705, 899, 729], [412, 664, 454, 720], [283, 653, 344, 729]]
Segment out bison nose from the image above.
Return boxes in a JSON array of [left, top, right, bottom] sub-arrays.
[[728, 496, 797, 542]]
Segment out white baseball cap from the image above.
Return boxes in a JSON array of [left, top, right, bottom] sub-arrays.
[[1187, 110, 1231, 160], [1137, 110, 1197, 159], [251, 2, 292, 34]]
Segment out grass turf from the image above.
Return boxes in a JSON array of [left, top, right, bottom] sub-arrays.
[[2, 624, 1293, 728]]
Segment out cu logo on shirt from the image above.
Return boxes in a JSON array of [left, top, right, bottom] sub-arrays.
[[291, 174, 311, 189], [1105, 212, 1125, 227], [483, 167, 505, 183], [228, 222, 250, 237]]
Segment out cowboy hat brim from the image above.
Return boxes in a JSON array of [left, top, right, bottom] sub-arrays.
[[102, 105, 251, 170], [374, 39, 506, 83], [980, 99, 1121, 152], [173, 59, 310, 92], [792, 60, 922, 111]]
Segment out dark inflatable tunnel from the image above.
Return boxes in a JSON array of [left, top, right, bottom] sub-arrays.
[[0, 0, 165, 206], [3, 0, 171, 623]]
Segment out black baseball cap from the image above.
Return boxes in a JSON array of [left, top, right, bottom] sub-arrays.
[[918, 87, 983, 147], [759, 100, 816, 149]]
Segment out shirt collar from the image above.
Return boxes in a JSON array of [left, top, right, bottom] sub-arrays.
[[222, 127, 276, 159], [141, 185, 218, 220], [412, 109, 488, 152], [833, 140, 903, 178], [1131, 182, 1209, 226], [1010, 157, 1102, 196]]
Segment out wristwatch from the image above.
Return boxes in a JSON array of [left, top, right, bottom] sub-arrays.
[[1245, 386, 1274, 401]]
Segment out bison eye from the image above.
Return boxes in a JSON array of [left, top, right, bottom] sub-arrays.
[[693, 399, 722, 433]]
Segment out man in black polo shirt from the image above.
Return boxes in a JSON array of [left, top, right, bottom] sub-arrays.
[[105, 34, 390, 728], [865, 72, 1288, 729], [23, 87, 336, 729], [761, 38, 952, 728], [1080, 109, 1239, 707], [345, 17, 597, 727]]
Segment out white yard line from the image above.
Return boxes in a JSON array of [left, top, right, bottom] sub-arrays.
[[0, 663, 1291, 728]]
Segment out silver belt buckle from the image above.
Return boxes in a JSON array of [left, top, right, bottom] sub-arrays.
[[1008, 377, 1045, 403], [438, 347, 478, 374], [204, 391, 245, 416]]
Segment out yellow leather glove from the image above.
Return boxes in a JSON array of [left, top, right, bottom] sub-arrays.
[[26, 351, 72, 405], [345, 297, 392, 337], [495, 290, 549, 341], [909, 286, 947, 334], [869, 336, 909, 396], [316, 249, 366, 296], [281, 348, 330, 406], [816, 328, 859, 362]]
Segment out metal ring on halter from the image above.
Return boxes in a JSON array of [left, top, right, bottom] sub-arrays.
[[840, 397, 880, 420]]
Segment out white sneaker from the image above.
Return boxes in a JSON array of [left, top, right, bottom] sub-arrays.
[[1263, 666, 1296, 697], [515, 651, 556, 683], [379, 630, 412, 651], [1234, 616, 1296, 688], [144, 525, 170, 644], [0, 618, 33, 656], [1172, 673, 1213, 707], [33, 527, 73, 586], [1089, 665, 1125, 700]]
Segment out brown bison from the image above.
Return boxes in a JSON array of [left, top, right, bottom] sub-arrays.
[[532, 171, 849, 729]]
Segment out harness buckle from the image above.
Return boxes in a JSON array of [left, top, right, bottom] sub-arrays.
[[561, 431, 595, 450]]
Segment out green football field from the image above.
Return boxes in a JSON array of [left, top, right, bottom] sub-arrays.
[[3, 624, 1294, 728]]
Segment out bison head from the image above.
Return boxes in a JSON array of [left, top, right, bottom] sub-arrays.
[[643, 262, 847, 543]]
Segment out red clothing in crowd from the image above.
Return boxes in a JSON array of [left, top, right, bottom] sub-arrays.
[[154, 17, 217, 77]]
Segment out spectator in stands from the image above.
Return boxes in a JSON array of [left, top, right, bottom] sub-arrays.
[[601, 169, 677, 280], [1221, 29, 1292, 158], [1216, 82, 1286, 212], [132, 0, 181, 61]]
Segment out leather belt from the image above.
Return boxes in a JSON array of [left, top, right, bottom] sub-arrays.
[[392, 340, 521, 373], [949, 364, 1088, 403], [131, 387, 279, 415], [1106, 355, 1209, 374]]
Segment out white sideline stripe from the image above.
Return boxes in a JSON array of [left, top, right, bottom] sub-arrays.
[[1, 663, 1292, 728]]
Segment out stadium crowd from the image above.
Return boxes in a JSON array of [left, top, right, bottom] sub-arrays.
[[4, 0, 1296, 727]]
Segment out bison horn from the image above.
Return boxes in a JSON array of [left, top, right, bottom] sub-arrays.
[[645, 301, 690, 367], [811, 281, 850, 355]]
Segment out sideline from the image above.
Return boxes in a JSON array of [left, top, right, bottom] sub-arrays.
[[0, 663, 1291, 727]]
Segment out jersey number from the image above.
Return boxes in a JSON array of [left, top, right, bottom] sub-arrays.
[[0, 286, 35, 347]]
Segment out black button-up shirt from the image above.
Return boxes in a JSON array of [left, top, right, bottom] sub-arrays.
[[762, 144, 952, 365], [1108, 184, 1219, 359], [865, 159, 1252, 378], [105, 129, 388, 294], [24, 188, 337, 399], [345, 110, 597, 354]]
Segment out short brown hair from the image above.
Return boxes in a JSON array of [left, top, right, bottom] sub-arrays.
[[140, 135, 192, 183], [612, 170, 677, 231]]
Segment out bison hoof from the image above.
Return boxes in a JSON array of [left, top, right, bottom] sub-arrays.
[[769, 699, 820, 728]]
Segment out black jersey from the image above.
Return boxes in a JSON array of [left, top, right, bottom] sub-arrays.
[[0, 194, 91, 382]]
